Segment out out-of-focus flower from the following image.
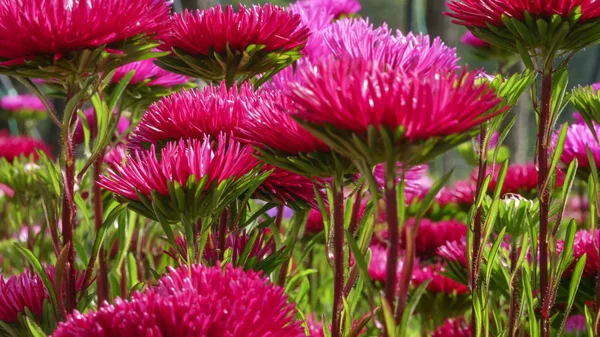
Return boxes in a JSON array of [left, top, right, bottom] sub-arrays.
[[322, 18, 458, 75], [565, 314, 587, 336], [104, 144, 128, 170], [257, 165, 318, 208], [0, 0, 170, 79], [461, 31, 490, 48], [402, 219, 467, 258], [482, 162, 564, 198], [53, 264, 305, 337], [306, 314, 325, 337], [565, 195, 589, 225], [157, 4, 310, 83], [203, 229, 276, 268], [557, 122, 600, 169], [0, 95, 47, 120], [73, 108, 130, 144], [295, 0, 361, 19], [412, 263, 469, 295], [368, 245, 404, 282], [438, 239, 468, 268], [572, 229, 600, 278], [129, 83, 252, 152], [372, 163, 431, 200], [435, 180, 476, 209], [286, 57, 505, 165], [431, 318, 471, 337], [305, 209, 326, 235], [112, 59, 189, 87], [0, 134, 51, 162], [99, 136, 260, 222]]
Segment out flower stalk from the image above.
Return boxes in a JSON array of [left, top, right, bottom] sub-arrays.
[[331, 176, 345, 337], [93, 154, 108, 304]]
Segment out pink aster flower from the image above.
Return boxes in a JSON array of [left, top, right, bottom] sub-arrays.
[[412, 263, 469, 295], [432, 318, 471, 337], [438, 239, 468, 268], [565, 314, 587, 336], [52, 264, 305, 337], [368, 245, 404, 283], [305, 209, 326, 234], [446, 0, 600, 28], [129, 83, 251, 151], [0, 134, 51, 162], [0, 95, 46, 114], [287, 3, 335, 59], [73, 108, 130, 144], [322, 19, 458, 75], [295, 0, 361, 19], [161, 4, 310, 56], [400, 219, 467, 258], [104, 144, 127, 170], [257, 165, 318, 207], [557, 122, 600, 168], [461, 31, 490, 48], [0, 0, 170, 64], [112, 59, 189, 87], [435, 180, 476, 208], [572, 229, 600, 278], [99, 135, 259, 201], [286, 57, 504, 140], [484, 162, 565, 197]]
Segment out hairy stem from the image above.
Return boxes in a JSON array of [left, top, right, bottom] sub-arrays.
[[508, 244, 521, 337], [94, 155, 109, 304], [332, 178, 345, 337]]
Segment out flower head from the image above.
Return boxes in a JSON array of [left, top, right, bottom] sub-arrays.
[[0, 270, 46, 323], [565, 314, 587, 336], [461, 31, 490, 48], [322, 18, 458, 75], [572, 229, 600, 278], [412, 263, 469, 295], [129, 83, 252, 151], [257, 165, 318, 207], [557, 122, 600, 168], [295, 0, 361, 19], [402, 219, 467, 258], [53, 264, 305, 337], [99, 136, 260, 221], [438, 239, 468, 268], [112, 59, 189, 87], [435, 180, 477, 209], [484, 163, 564, 198], [306, 209, 326, 234], [287, 3, 335, 59], [368, 245, 404, 282], [0, 134, 51, 162], [373, 163, 431, 199], [432, 318, 471, 337], [104, 144, 127, 170], [0, 95, 47, 117]]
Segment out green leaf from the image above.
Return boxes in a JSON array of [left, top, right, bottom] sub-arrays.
[[557, 254, 586, 336], [108, 70, 135, 113], [543, 123, 568, 194], [381, 295, 397, 337], [398, 280, 430, 337], [24, 316, 46, 337]]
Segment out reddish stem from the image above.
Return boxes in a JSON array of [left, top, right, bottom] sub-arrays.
[[94, 155, 109, 304], [331, 179, 345, 337], [508, 245, 521, 337], [62, 128, 77, 313], [395, 225, 415, 323]]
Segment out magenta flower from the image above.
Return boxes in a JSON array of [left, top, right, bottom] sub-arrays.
[[461, 31, 490, 48], [446, 0, 600, 28], [435, 180, 477, 209], [112, 59, 189, 87], [482, 163, 565, 198], [557, 122, 600, 168], [52, 264, 305, 337], [0, 270, 46, 323], [0, 134, 52, 162], [402, 219, 467, 258], [432, 318, 471, 337], [0, 0, 170, 66], [438, 239, 468, 268], [99, 136, 260, 221], [412, 263, 469, 295], [306, 209, 326, 235], [287, 3, 336, 59], [0, 95, 46, 114], [322, 18, 458, 75], [565, 314, 587, 335], [104, 144, 127, 170], [295, 0, 361, 19], [372, 163, 430, 199], [572, 229, 600, 278], [368, 245, 404, 283], [257, 165, 318, 207], [73, 107, 130, 144], [129, 83, 251, 151]]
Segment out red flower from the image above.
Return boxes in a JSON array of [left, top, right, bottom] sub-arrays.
[[0, 134, 51, 162], [432, 318, 471, 337], [99, 136, 259, 201], [412, 263, 469, 295], [446, 0, 600, 28], [286, 57, 504, 140], [306, 208, 326, 234], [161, 4, 310, 56], [0, 0, 170, 63], [52, 264, 305, 337], [0, 95, 47, 113], [129, 83, 252, 151]]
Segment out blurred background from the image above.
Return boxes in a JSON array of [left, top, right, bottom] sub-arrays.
[[2, 0, 600, 177]]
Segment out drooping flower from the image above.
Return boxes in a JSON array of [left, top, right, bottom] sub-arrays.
[[257, 165, 318, 207], [0, 95, 47, 119], [286, 57, 505, 165], [0, 134, 51, 162], [99, 136, 260, 222], [321, 18, 458, 75], [129, 83, 252, 152], [157, 4, 310, 84], [412, 263, 469, 295], [52, 264, 305, 337], [461, 31, 490, 48], [0, 0, 171, 79], [431, 318, 471, 337], [73, 107, 130, 144], [557, 122, 600, 169], [295, 0, 361, 19]]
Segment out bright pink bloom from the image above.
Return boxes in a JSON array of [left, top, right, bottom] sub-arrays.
[[435, 180, 476, 208], [401, 219, 467, 258], [73, 108, 130, 144], [295, 0, 361, 18], [322, 19, 458, 75], [238, 88, 330, 155], [287, 3, 335, 59], [52, 264, 305, 337], [557, 122, 600, 168], [258, 165, 318, 207], [446, 0, 600, 28], [0, 134, 51, 161], [160, 4, 310, 56], [572, 229, 600, 278], [566, 314, 587, 335], [104, 145, 127, 170], [0, 0, 170, 62], [203, 229, 275, 267], [99, 136, 259, 201], [368, 245, 404, 282], [438, 239, 468, 268], [412, 263, 469, 295], [461, 31, 490, 48], [432, 318, 471, 337], [372, 163, 431, 199], [484, 163, 564, 197], [286, 57, 504, 139], [129, 83, 251, 151], [112, 59, 189, 87], [0, 95, 46, 113]]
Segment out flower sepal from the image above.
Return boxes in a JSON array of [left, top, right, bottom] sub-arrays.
[[156, 44, 303, 87], [571, 85, 600, 139]]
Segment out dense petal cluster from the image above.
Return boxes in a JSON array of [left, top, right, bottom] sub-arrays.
[[565, 314, 587, 335], [446, 0, 600, 28], [412, 263, 469, 295], [558, 122, 600, 168], [130, 83, 253, 151], [402, 219, 467, 258], [322, 18, 458, 75], [484, 163, 564, 197], [296, 0, 361, 18], [368, 245, 404, 282], [0, 134, 51, 161], [438, 239, 468, 268], [572, 229, 600, 278], [52, 264, 305, 337], [432, 318, 471, 337], [435, 180, 476, 208], [287, 3, 335, 59], [112, 59, 189, 87], [99, 136, 259, 200], [0, 95, 46, 113], [373, 163, 431, 198], [160, 4, 310, 56], [0, 0, 170, 62], [287, 57, 503, 139], [257, 165, 318, 206], [0, 270, 46, 323]]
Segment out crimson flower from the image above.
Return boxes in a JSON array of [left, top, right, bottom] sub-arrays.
[[412, 263, 469, 295], [286, 57, 505, 164], [322, 18, 458, 75], [0, 134, 51, 162], [401, 219, 467, 258], [99, 136, 260, 222], [52, 264, 305, 337], [368, 245, 404, 283], [305, 209, 326, 235], [435, 180, 477, 209], [157, 4, 310, 84], [129, 83, 252, 151], [432, 318, 471, 337], [437, 239, 468, 268]]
